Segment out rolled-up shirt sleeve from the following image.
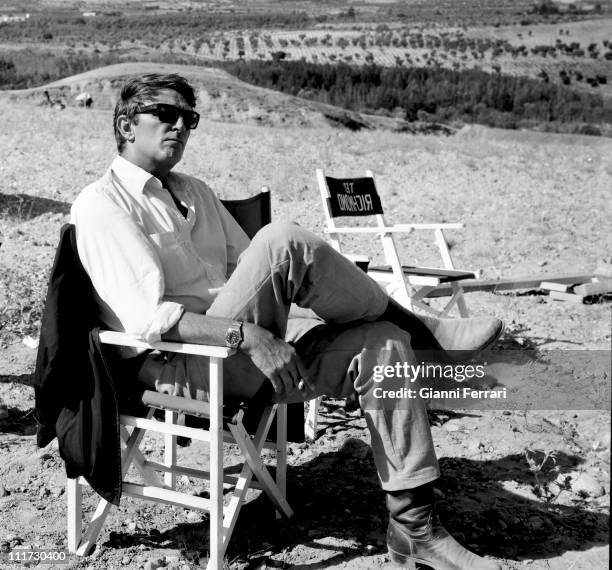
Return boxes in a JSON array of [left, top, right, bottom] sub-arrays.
[[71, 189, 184, 343]]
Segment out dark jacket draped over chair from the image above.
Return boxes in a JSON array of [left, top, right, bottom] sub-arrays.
[[34, 224, 123, 505]]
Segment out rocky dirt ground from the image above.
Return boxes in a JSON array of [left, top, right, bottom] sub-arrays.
[[0, 81, 610, 569]]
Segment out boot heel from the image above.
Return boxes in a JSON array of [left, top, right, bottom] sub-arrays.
[[388, 548, 417, 569]]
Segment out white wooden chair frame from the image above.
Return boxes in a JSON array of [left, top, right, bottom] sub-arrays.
[[67, 330, 292, 570], [305, 169, 476, 440]]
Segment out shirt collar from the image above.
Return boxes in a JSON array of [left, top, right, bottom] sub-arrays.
[[111, 155, 164, 195]]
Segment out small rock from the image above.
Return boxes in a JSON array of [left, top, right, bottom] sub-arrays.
[[121, 556, 132, 565], [127, 521, 137, 532], [0, 485, 9, 498], [571, 473, 605, 498], [22, 336, 38, 349], [186, 511, 200, 523], [444, 420, 462, 432]]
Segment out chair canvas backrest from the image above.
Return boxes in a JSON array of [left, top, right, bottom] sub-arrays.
[[220, 187, 271, 240], [324, 176, 384, 218], [317, 169, 412, 306]]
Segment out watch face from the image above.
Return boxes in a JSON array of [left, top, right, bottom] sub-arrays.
[[226, 329, 241, 347]]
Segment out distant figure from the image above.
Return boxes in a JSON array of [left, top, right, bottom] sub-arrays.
[[76, 91, 94, 108], [42, 90, 66, 110]]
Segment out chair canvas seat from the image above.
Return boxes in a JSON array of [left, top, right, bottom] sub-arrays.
[[369, 265, 477, 283]]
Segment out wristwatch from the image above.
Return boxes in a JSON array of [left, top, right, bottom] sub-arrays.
[[225, 321, 243, 349]]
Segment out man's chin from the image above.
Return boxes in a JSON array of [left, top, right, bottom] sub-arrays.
[[160, 150, 184, 168]]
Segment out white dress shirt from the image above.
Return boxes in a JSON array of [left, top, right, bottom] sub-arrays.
[[71, 156, 250, 346]]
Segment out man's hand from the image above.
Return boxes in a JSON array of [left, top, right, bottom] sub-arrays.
[[241, 322, 314, 396]]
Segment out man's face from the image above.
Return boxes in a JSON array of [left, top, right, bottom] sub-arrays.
[[125, 88, 193, 175]]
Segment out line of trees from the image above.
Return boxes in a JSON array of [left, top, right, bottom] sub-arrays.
[[2, 48, 610, 136], [221, 60, 612, 132], [0, 50, 122, 89], [0, 11, 313, 45]]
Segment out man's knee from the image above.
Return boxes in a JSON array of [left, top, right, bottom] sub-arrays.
[[252, 221, 325, 251]]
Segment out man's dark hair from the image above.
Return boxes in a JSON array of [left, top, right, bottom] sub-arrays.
[[113, 73, 197, 152]]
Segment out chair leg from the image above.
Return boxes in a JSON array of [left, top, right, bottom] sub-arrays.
[[68, 417, 150, 557], [275, 403, 288, 520], [76, 497, 113, 556], [66, 477, 82, 554], [221, 406, 279, 556], [452, 282, 470, 317], [164, 410, 178, 489], [228, 420, 293, 518], [208, 356, 224, 570], [305, 397, 321, 441]]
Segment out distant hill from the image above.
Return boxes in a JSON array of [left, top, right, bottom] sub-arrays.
[[0, 62, 453, 133]]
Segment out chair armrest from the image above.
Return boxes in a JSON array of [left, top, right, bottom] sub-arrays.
[[98, 330, 235, 358], [327, 223, 463, 234]]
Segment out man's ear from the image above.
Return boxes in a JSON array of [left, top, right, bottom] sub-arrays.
[[116, 114, 136, 143]]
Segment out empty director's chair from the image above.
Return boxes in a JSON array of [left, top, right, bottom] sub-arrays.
[[316, 169, 476, 317], [305, 170, 477, 440], [35, 189, 294, 570]]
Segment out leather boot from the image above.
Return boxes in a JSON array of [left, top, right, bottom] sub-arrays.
[[380, 299, 504, 362], [386, 486, 501, 570]]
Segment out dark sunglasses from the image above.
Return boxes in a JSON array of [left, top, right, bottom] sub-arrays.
[[135, 103, 200, 130]]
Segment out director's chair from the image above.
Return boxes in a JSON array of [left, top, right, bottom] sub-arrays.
[[305, 170, 478, 440], [316, 169, 476, 317], [34, 189, 295, 570]]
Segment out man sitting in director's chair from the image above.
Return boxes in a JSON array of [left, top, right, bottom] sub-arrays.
[[71, 73, 503, 570]]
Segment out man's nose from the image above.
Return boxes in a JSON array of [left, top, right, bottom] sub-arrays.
[[172, 114, 188, 132]]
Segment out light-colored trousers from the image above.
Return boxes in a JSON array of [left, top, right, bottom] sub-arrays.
[[144, 222, 440, 491]]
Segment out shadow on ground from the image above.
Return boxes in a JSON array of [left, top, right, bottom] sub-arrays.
[[0, 193, 70, 221], [101, 441, 609, 567]]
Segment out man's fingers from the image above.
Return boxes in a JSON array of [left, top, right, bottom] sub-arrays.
[[278, 369, 295, 395], [267, 375, 283, 394], [297, 360, 315, 391]]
